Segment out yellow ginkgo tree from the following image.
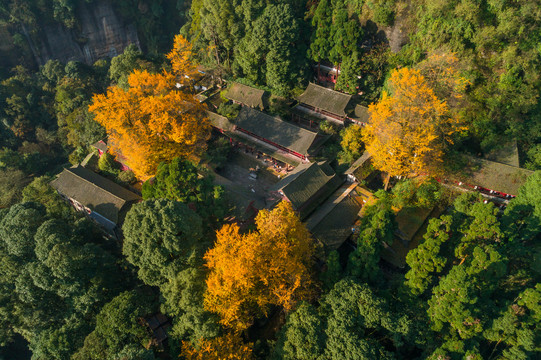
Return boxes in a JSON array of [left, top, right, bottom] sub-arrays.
[[204, 201, 316, 331], [88, 35, 210, 179], [167, 34, 199, 85], [363, 67, 467, 177]]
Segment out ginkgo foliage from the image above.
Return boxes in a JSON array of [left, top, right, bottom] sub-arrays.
[[363, 67, 466, 177], [204, 201, 315, 331], [88, 69, 210, 179], [167, 34, 199, 85], [181, 333, 254, 360]]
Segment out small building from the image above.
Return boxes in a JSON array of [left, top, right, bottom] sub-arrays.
[[143, 313, 171, 348], [304, 183, 362, 251], [451, 156, 534, 198], [344, 151, 373, 183], [50, 165, 142, 239], [225, 82, 266, 110], [296, 82, 353, 122], [91, 139, 132, 172], [348, 104, 371, 125], [91, 139, 108, 156], [271, 161, 343, 220], [381, 205, 436, 269], [314, 63, 340, 84]]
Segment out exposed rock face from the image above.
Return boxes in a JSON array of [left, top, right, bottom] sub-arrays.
[[382, 8, 410, 53], [29, 0, 140, 66]]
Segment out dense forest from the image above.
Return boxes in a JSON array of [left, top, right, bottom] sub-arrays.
[[0, 0, 540, 359]]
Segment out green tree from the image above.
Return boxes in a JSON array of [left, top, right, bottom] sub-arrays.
[[370, 0, 396, 26], [0, 201, 46, 257], [328, 2, 361, 65], [0, 66, 54, 142], [0, 202, 124, 359], [272, 302, 325, 360], [40, 59, 65, 91], [98, 152, 120, 176], [235, 4, 307, 94], [310, 0, 333, 63], [320, 250, 343, 291], [335, 51, 360, 94], [407, 0, 541, 153], [200, 0, 243, 66], [525, 145, 541, 170], [405, 215, 455, 295], [392, 179, 442, 209], [72, 289, 157, 360], [141, 158, 228, 224], [122, 199, 204, 287], [159, 267, 220, 346], [274, 279, 415, 359], [55, 76, 105, 149], [358, 44, 390, 104], [401, 188, 541, 358], [484, 284, 541, 359], [0, 169, 29, 208], [108, 44, 144, 90], [426, 247, 504, 341], [22, 175, 71, 218], [502, 171, 541, 241], [216, 102, 240, 119], [455, 202, 501, 260], [347, 195, 395, 284], [122, 199, 219, 353]]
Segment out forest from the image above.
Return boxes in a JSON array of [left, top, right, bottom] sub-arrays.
[[0, 0, 540, 359]]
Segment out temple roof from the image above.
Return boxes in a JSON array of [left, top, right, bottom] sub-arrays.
[[225, 82, 266, 109], [297, 83, 352, 117], [235, 107, 319, 156], [50, 165, 141, 223]]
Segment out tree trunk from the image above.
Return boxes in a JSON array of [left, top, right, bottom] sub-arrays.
[[383, 173, 391, 191]]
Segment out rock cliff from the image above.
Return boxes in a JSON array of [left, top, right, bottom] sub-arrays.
[[1, 0, 140, 69], [36, 0, 140, 65]]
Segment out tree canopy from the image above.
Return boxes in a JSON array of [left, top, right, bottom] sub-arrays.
[[204, 201, 316, 331], [72, 289, 157, 360], [1, 1, 541, 358], [88, 70, 210, 179], [122, 199, 219, 347], [363, 67, 466, 177], [141, 158, 228, 224], [0, 202, 124, 359], [122, 199, 204, 288], [273, 279, 416, 360]]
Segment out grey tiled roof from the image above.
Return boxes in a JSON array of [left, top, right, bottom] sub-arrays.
[[458, 156, 534, 196], [310, 194, 361, 250], [235, 107, 319, 156], [273, 162, 343, 219], [350, 104, 370, 124], [206, 111, 235, 132], [50, 166, 141, 223], [225, 82, 266, 109], [297, 83, 352, 117]]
